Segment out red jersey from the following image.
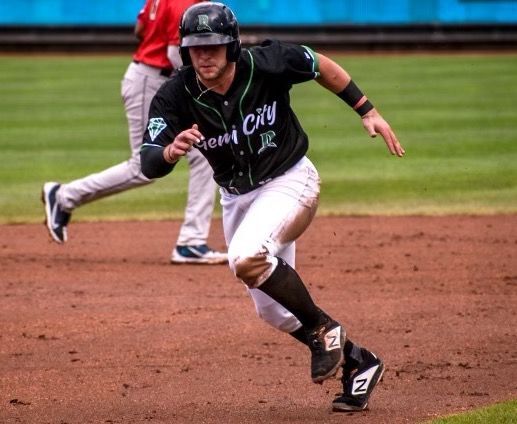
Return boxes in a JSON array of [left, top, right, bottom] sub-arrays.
[[133, 0, 200, 69]]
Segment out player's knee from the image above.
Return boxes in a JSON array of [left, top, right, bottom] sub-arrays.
[[232, 254, 272, 288]]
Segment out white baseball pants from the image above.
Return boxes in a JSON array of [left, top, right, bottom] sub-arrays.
[[221, 156, 320, 333]]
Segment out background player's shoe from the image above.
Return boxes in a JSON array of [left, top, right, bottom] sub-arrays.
[[307, 320, 345, 383], [42, 182, 71, 244], [171, 244, 228, 264], [332, 348, 385, 412]]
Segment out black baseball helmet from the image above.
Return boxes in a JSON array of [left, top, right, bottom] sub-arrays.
[[179, 2, 241, 65]]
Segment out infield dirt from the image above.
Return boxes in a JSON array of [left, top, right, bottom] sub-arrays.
[[1, 215, 516, 423]]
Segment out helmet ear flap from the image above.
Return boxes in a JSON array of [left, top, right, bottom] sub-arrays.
[[180, 47, 191, 66], [226, 40, 241, 62]]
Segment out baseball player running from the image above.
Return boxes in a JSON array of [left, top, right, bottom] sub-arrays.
[[141, 2, 405, 411], [42, 0, 227, 265]]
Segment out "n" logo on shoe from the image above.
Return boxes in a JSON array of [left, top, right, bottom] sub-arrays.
[[353, 378, 368, 394], [351, 364, 379, 395], [324, 326, 342, 351]]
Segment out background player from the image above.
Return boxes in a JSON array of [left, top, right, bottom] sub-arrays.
[[140, 1, 404, 411], [42, 0, 227, 265]]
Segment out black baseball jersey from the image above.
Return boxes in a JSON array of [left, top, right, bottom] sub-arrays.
[[141, 39, 320, 194]]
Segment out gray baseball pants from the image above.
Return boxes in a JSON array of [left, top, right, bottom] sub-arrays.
[[56, 61, 216, 246]]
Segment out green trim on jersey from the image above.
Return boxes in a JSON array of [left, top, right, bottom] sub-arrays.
[[240, 49, 256, 186], [185, 84, 228, 133], [301, 45, 320, 78]]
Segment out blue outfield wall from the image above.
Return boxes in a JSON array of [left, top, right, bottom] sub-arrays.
[[0, 0, 516, 25]]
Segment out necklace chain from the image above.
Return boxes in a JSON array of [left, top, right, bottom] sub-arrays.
[[195, 67, 235, 100], [195, 74, 216, 99]]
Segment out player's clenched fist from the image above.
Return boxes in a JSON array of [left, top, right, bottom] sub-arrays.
[[163, 124, 204, 164]]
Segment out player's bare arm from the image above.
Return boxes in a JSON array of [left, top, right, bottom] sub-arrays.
[[315, 53, 352, 91], [163, 124, 204, 163], [315, 53, 405, 157]]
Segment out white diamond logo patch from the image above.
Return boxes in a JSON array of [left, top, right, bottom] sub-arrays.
[[148, 117, 167, 141]]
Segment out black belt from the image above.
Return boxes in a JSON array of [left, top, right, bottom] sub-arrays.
[[133, 60, 173, 77], [223, 185, 258, 195]]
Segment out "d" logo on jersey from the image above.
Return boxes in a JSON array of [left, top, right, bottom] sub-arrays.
[[258, 131, 277, 154]]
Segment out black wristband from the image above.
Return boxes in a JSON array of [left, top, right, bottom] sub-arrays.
[[337, 80, 364, 108], [355, 99, 374, 117], [140, 145, 177, 179], [337, 80, 374, 116]]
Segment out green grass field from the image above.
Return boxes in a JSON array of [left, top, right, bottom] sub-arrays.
[[426, 400, 517, 424], [0, 53, 516, 223]]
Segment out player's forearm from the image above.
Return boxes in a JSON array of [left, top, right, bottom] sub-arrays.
[[167, 45, 183, 69], [140, 146, 176, 179], [316, 53, 374, 117]]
